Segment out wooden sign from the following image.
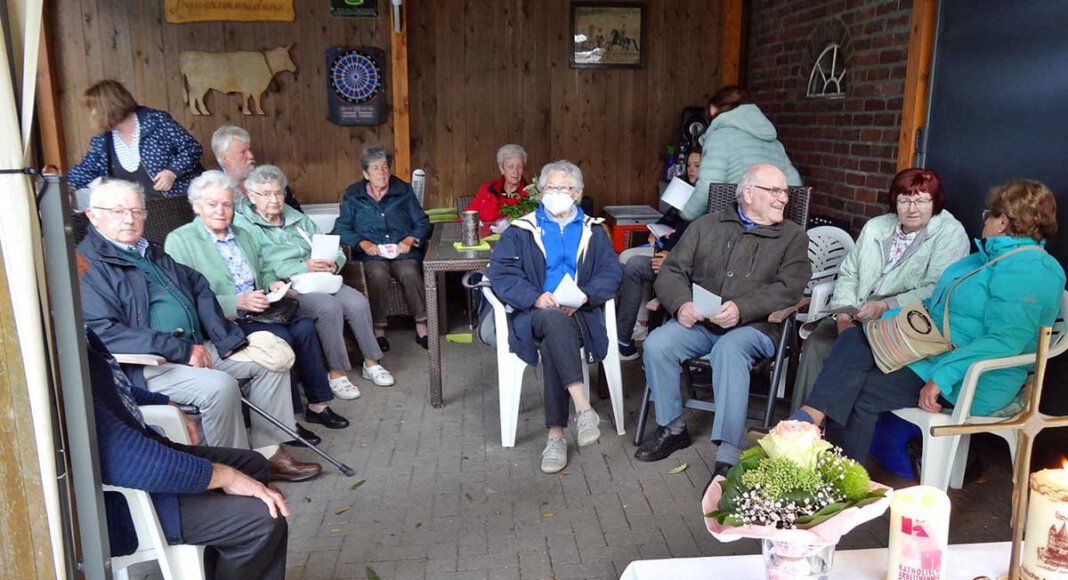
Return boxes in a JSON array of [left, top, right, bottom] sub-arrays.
[[165, 0, 295, 23], [180, 46, 297, 116], [330, 0, 379, 18]]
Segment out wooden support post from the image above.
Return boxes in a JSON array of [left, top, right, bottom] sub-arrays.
[[35, 4, 66, 172], [897, 0, 938, 171], [390, 0, 412, 182], [718, 0, 744, 87]]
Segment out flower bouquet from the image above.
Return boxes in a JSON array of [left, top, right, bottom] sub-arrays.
[[702, 421, 893, 579], [498, 183, 541, 222]]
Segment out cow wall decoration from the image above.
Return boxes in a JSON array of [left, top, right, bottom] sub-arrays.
[[180, 45, 297, 115]]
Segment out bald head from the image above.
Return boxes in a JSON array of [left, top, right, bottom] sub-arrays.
[[737, 164, 789, 225]]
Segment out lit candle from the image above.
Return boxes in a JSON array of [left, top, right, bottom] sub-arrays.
[[886, 485, 951, 580], [1022, 463, 1068, 579]]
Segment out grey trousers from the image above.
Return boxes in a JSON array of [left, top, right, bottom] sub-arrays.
[[296, 285, 383, 370], [142, 342, 294, 449], [791, 317, 838, 413], [362, 258, 427, 326]]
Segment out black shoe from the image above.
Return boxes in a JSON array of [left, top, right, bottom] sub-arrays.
[[703, 461, 734, 497], [618, 341, 639, 361], [415, 334, 429, 350], [286, 423, 321, 447], [376, 336, 391, 352], [634, 425, 692, 462], [305, 406, 350, 429]]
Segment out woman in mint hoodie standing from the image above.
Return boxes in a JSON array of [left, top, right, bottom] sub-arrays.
[[683, 86, 802, 220], [791, 168, 970, 411], [788, 179, 1064, 463]]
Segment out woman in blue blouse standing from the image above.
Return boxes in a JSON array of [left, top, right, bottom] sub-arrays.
[[68, 80, 204, 199], [332, 146, 432, 350]]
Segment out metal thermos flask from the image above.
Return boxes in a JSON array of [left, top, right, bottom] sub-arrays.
[[460, 210, 480, 247]]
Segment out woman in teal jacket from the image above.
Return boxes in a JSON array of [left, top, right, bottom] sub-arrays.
[[788, 179, 1064, 462], [791, 168, 970, 411], [683, 86, 802, 220]]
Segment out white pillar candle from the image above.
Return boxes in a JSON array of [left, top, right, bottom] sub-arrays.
[[1022, 466, 1068, 579], [886, 485, 951, 580]]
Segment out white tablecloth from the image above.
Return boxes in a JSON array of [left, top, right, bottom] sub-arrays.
[[619, 541, 1011, 579]]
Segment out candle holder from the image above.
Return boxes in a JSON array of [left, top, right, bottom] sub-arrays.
[[931, 326, 1068, 580]]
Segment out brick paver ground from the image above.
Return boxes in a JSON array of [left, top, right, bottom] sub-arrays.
[[128, 327, 1015, 579]]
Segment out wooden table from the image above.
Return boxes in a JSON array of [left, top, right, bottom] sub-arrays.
[[619, 541, 1011, 579], [422, 222, 495, 407]]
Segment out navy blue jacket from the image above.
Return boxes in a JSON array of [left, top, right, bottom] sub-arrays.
[[68, 107, 204, 196], [77, 226, 248, 389], [331, 176, 432, 261], [488, 209, 623, 366], [85, 330, 213, 556]]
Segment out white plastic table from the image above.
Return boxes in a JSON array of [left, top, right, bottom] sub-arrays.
[[619, 541, 1010, 579]]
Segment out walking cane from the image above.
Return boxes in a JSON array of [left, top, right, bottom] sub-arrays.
[[241, 396, 356, 477]]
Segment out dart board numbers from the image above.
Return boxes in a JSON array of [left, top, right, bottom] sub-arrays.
[[325, 46, 387, 126]]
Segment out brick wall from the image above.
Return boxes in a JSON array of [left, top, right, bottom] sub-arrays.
[[746, 0, 912, 231]]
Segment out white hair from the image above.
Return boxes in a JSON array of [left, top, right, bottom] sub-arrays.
[[211, 125, 250, 164], [736, 164, 784, 200], [496, 144, 528, 166], [88, 178, 144, 208], [244, 164, 289, 193], [187, 170, 240, 205], [537, 160, 584, 192]]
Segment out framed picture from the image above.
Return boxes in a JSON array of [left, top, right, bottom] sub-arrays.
[[570, 2, 646, 69], [329, 0, 378, 18]]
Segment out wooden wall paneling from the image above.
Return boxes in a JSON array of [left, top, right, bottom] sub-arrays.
[[390, 0, 412, 181], [408, 1, 435, 198], [36, 6, 67, 171], [897, 0, 937, 171], [719, 0, 744, 87]]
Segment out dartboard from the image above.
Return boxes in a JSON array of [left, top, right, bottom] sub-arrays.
[[329, 50, 381, 104]]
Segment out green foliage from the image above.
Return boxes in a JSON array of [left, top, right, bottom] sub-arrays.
[[818, 451, 873, 502], [500, 185, 541, 221], [741, 457, 822, 498]]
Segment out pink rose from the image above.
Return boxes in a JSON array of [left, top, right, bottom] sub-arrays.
[[759, 420, 832, 470]]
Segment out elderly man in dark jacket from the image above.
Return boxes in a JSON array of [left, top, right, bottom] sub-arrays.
[[489, 160, 623, 474], [85, 327, 289, 579], [634, 164, 811, 482], [78, 178, 320, 481]]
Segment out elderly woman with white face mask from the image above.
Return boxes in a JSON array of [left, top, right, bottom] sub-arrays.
[[488, 160, 623, 474]]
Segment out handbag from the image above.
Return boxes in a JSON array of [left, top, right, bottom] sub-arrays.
[[864, 245, 1042, 374], [242, 297, 300, 325]]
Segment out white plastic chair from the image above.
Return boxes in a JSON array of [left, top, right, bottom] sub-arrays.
[[800, 225, 855, 324], [892, 291, 1068, 491], [109, 405, 206, 580], [482, 287, 626, 447]]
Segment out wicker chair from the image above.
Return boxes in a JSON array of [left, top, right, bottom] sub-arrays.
[[456, 195, 474, 212], [339, 246, 412, 318], [69, 195, 194, 246]]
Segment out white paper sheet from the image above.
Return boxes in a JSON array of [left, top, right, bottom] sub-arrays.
[[377, 244, 400, 259], [266, 282, 291, 303], [553, 273, 588, 309], [661, 177, 695, 211], [310, 234, 341, 261], [693, 284, 722, 318], [647, 223, 676, 239]]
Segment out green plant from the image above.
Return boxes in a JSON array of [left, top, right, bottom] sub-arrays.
[[499, 184, 541, 221]]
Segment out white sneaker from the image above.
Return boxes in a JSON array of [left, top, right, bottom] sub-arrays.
[[362, 364, 395, 387], [575, 409, 602, 447], [541, 437, 568, 474], [329, 375, 361, 400]]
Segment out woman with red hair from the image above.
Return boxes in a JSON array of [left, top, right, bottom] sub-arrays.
[[791, 168, 969, 410]]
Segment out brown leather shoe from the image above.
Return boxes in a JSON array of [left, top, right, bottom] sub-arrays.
[[267, 450, 322, 482]]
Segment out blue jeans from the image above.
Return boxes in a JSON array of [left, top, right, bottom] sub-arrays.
[[239, 317, 334, 412], [643, 320, 774, 449]]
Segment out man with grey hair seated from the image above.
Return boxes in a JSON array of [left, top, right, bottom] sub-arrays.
[[634, 164, 810, 488], [212, 124, 302, 211], [77, 178, 322, 482]]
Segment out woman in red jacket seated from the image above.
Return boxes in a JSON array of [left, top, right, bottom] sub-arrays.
[[464, 144, 528, 223]]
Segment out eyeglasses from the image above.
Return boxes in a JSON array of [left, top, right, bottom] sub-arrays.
[[982, 209, 993, 221], [249, 189, 285, 200], [92, 206, 148, 220], [752, 184, 789, 198], [897, 197, 934, 208], [542, 185, 577, 194]]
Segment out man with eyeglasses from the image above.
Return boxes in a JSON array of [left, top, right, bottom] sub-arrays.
[[212, 124, 302, 211], [78, 178, 321, 482], [634, 164, 811, 491]]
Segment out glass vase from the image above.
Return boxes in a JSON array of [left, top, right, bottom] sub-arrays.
[[761, 539, 836, 580]]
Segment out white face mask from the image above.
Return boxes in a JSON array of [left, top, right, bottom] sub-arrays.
[[542, 192, 575, 216]]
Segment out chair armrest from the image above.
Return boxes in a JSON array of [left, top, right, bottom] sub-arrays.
[[769, 297, 810, 324], [807, 281, 835, 322], [949, 352, 1037, 424], [141, 405, 192, 445], [112, 354, 167, 366], [482, 286, 514, 359]]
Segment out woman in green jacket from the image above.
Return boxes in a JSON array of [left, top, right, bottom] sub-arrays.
[[789, 179, 1065, 463], [234, 165, 394, 399], [791, 168, 970, 411]]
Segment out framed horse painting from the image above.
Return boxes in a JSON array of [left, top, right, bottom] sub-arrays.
[[570, 2, 646, 69]]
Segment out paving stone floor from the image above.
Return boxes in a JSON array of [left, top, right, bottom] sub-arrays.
[[129, 328, 1016, 580]]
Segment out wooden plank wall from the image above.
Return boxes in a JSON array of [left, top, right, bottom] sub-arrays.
[[50, 0, 722, 209], [409, 0, 723, 210]]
